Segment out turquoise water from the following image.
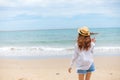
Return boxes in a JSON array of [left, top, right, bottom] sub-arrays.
[[0, 28, 120, 47], [0, 29, 76, 47], [0, 27, 120, 57]]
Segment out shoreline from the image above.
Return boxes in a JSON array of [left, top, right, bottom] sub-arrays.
[[0, 53, 120, 60], [0, 46, 120, 57], [0, 56, 120, 80]]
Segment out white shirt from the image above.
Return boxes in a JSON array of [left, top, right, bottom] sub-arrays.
[[70, 42, 95, 70]]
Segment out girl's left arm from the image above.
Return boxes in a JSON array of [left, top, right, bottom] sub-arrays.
[[68, 46, 79, 73]]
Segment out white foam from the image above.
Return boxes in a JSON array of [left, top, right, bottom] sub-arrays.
[[0, 46, 72, 56], [94, 47, 120, 53], [0, 46, 120, 56]]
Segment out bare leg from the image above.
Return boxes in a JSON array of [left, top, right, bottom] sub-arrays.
[[78, 74, 84, 80], [85, 72, 92, 80]]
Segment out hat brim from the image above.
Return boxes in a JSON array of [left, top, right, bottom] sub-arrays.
[[90, 32, 99, 35]]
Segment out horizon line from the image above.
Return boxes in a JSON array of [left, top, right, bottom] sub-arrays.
[[0, 27, 119, 32]]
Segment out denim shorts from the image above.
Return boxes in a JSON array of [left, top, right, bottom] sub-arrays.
[[77, 63, 95, 74]]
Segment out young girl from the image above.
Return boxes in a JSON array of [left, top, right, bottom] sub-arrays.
[[68, 26, 96, 80]]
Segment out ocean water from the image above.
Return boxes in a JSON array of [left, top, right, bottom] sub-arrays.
[[0, 27, 120, 58]]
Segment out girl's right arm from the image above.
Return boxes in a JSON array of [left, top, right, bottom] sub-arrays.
[[91, 37, 96, 53], [91, 37, 96, 43]]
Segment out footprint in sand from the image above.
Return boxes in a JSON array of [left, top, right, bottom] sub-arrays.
[[18, 78, 28, 80], [56, 73, 60, 75]]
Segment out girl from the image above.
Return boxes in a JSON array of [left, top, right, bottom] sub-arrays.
[[68, 26, 96, 80]]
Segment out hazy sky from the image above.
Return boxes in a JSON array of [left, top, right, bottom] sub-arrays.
[[0, 0, 120, 30]]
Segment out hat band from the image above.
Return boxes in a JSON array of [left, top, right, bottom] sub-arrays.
[[79, 31, 89, 36]]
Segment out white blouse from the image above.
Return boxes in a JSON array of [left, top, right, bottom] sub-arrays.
[[70, 42, 95, 70]]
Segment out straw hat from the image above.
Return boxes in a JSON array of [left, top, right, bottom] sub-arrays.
[[78, 26, 90, 36]]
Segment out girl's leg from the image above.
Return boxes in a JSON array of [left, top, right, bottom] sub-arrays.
[[78, 74, 84, 80], [85, 72, 92, 80]]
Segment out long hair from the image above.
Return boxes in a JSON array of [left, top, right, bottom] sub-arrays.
[[77, 34, 91, 51]]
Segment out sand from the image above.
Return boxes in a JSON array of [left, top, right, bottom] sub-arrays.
[[0, 56, 120, 80]]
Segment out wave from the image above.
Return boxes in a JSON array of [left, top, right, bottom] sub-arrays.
[[0, 46, 72, 56], [0, 46, 66, 51], [0, 46, 120, 56], [95, 47, 120, 52]]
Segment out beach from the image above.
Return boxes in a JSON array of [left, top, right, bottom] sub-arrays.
[[0, 56, 120, 80], [0, 28, 120, 80]]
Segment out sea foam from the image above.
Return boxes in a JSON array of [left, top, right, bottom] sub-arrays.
[[0, 46, 120, 57]]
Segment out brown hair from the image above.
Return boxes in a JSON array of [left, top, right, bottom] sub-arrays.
[[77, 34, 91, 51]]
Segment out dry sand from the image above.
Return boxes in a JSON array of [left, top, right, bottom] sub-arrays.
[[0, 56, 120, 80]]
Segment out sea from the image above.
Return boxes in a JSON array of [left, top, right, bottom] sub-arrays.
[[0, 27, 120, 59]]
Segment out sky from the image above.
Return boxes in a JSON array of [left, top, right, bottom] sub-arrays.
[[0, 0, 120, 31]]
